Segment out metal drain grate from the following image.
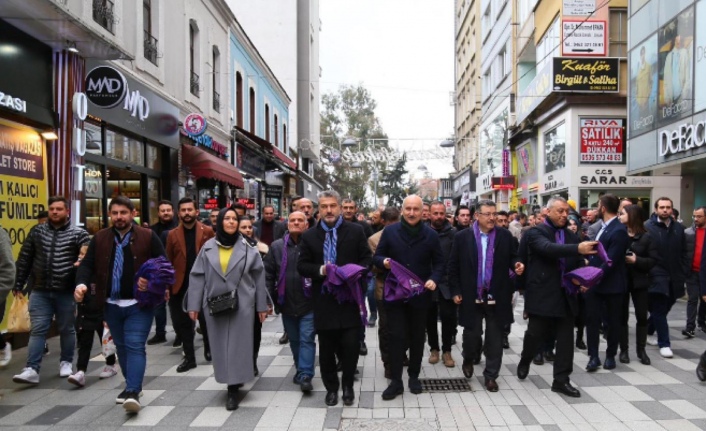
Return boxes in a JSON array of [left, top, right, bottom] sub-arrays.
[[419, 377, 472, 392]]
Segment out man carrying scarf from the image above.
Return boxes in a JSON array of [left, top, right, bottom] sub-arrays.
[[264, 212, 314, 392], [517, 197, 597, 398], [448, 200, 524, 392], [298, 190, 372, 407], [374, 195, 445, 401]]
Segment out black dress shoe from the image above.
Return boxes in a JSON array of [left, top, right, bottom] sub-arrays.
[[408, 377, 422, 394], [462, 361, 474, 378], [533, 352, 544, 366], [176, 359, 196, 373], [619, 350, 630, 364], [543, 351, 556, 362], [382, 381, 404, 400], [254, 365, 259, 376], [576, 339, 587, 350], [204, 348, 212, 362], [342, 386, 355, 406], [502, 335, 509, 349], [517, 358, 530, 380], [279, 332, 289, 345], [226, 385, 239, 411], [147, 334, 167, 345], [551, 380, 581, 398], [403, 355, 410, 367], [603, 356, 616, 370], [637, 348, 651, 365], [473, 353, 481, 365], [359, 342, 368, 356], [585, 356, 601, 372], [697, 355, 706, 382], [485, 378, 499, 392], [325, 391, 338, 406]]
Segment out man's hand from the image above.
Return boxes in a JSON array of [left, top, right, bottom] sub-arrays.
[[453, 295, 462, 304], [320, 265, 327, 276], [514, 262, 525, 276], [12, 289, 23, 298], [580, 286, 589, 293], [383, 258, 391, 270], [189, 311, 199, 321], [424, 280, 436, 291], [137, 277, 148, 291], [164, 290, 170, 301], [74, 285, 87, 302], [577, 241, 599, 255], [625, 254, 637, 264], [258, 311, 267, 323]]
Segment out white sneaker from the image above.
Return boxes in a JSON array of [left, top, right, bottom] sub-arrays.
[[99, 364, 118, 379], [0, 343, 11, 368], [59, 361, 73, 377], [68, 371, 85, 387], [646, 336, 658, 346], [13, 367, 39, 384], [660, 347, 674, 358]]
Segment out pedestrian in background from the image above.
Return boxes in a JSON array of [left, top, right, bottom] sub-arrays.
[[0, 224, 15, 367]]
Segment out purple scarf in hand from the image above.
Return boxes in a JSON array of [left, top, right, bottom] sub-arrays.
[[384, 260, 426, 302], [323, 263, 369, 326], [276, 233, 312, 305], [473, 221, 496, 301], [563, 242, 612, 294]]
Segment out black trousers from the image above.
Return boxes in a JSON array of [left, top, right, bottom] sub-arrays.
[[620, 288, 648, 352], [426, 298, 458, 353], [376, 298, 390, 365], [318, 326, 359, 392], [169, 289, 209, 362], [585, 291, 622, 358], [76, 327, 116, 372], [521, 314, 574, 383], [387, 302, 427, 382], [462, 303, 503, 379], [253, 313, 262, 365], [575, 294, 586, 340]]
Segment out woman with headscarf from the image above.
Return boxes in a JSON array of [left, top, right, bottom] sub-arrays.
[[188, 208, 268, 410]]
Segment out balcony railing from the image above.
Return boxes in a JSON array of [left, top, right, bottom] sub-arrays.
[[92, 0, 116, 34], [213, 91, 220, 112], [190, 72, 200, 97], [143, 31, 159, 65]]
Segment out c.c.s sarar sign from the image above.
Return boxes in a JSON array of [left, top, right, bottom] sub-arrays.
[[552, 57, 619, 92]]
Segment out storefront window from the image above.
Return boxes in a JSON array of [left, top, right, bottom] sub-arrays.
[[580, 189, 651, 214], [107, 167, 142, 225], [85, 122, 103, 155], [84, 162, 104, 236], [544, 123, 566, 173], [147, 177, 160, 225], [106, 129, 145, 166], [146, 143, 162, 171]]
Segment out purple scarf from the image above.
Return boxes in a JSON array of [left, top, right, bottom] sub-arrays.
[[323, 263, 369, 326], [133, 257, 175, 308], [276, 233, 312, 305], [473, 221, 496, 301], [384, 260, 426, 302]]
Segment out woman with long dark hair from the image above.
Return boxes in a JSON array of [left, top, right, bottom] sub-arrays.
[[618, 204, 659, 365]]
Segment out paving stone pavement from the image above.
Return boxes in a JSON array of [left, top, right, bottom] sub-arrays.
[[1, 297, 706, 430]]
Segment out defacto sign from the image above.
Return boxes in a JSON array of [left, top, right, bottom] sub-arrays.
[[658, 120, 706, 157], [85, 65, 150, 121]]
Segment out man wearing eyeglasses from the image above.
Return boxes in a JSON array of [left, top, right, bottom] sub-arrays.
[[448, 200, 524, 392], [684, 206, 706, 338]]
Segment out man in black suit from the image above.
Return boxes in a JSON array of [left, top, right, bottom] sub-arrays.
[[298, 190, 372, 407], [584, 194, 630, 371], [254, 204, 286, 247], [448, 200, 524, 392], [517, 197, 597, 398]]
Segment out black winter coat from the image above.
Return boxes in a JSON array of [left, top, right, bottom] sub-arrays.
[[625, 231, 659, 291], [265, 235, 312, 317], [645, 215, 688, 298], [430, 221, 457, 300]]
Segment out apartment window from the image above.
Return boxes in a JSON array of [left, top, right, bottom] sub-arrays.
[[283, 124, 287, 154], [536, 17, 560, 72], [189, 21, 199, 96], [236, 72, 243, 127], [93, 0, 116, 34], [143, 0, 158, 65], [265, 104, 270, 142], [249, 88, 255, 132], [609, 9, 628, 57], [482, 70, 492, 99], [274, 115, 279, 147], [212, 46, 220, 112]]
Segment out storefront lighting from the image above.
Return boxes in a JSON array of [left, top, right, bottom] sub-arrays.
[[41, 131, 59, 140], [0, 44, 18, 55], [66, 40, 79, 53]]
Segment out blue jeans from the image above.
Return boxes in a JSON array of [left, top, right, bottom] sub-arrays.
[[648, 293, 676, 348], [27, 290, 75, 371], [104, 303, 154, 392], [153, 301, 167, 337], [282, 312, 316, 378], [366, 278, 377, 315]]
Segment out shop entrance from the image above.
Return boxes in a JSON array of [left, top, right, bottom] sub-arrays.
[[579, 188, 651, 215]]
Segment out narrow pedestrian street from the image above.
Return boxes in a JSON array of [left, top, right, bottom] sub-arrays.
[[1, 297, 705, 430]]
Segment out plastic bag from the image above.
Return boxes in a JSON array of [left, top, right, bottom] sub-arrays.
[[7, 293, 30, 332], [102, 328, 116, 357]]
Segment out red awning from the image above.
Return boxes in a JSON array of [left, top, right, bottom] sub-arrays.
[[272, 146, 297, 170], [182, 144, 244, 188]]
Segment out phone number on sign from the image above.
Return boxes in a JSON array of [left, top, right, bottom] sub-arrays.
[[580, 154, 623, 162]]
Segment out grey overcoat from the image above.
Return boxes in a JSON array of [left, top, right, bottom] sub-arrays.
[[187, 236, 268, 385]]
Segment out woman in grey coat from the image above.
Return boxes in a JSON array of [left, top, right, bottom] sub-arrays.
[[188, 208, 268, 410]]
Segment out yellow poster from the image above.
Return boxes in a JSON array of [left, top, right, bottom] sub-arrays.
[[0, 122, 48, 331]]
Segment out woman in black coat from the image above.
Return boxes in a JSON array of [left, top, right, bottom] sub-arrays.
[[619, 204, 659, 365]]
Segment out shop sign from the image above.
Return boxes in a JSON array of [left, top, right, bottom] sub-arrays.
[[183, 113, 207, 136], [265, 185, 282, 199], [516, 62, 553, 124], [203, 198, 219, 210], [491, 176, 516, 190], [0, 91, 27, 113], [552, 57, 619, 92], [236, 198, 255, 210], [561, 20, 606, 56], [86, 65, 152, 120], [236, 145, 266, 178], [543, 171, 567, 192], [181, 130, 228, 158], [658, 120, 706, 157], [578, 168, 654, 187], [579, 118, 625, 164], [563, 0, 596, 16]]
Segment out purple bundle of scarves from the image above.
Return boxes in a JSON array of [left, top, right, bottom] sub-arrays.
[[323, 263, 370, 326], [562, 242, 612, 295], [133, 256, 176, 308], [276, 233, 312, 305], [384, 260, 426, 302]]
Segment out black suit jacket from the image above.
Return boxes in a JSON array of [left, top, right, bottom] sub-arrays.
[[448, 227, 519, 329], [588, 219, 629, 295], [521, 224, 584, 318], [253, 219, 286, 244], [297, 219, 373, 330]]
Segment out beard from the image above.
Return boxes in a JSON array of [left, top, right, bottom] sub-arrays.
[[181, 215, 195, 224]]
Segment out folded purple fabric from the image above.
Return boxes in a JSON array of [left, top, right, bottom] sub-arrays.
[[384, 260, 426, 302], [562, 242, 612, 295], [133, 257, 176, 308], [323, 263, 369, 325]]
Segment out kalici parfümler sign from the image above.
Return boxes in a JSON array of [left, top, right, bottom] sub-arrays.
[[332, 146, 401, 164]]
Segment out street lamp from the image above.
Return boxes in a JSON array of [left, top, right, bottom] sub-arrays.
[[342, 137, 358, 147], [439, 138, 455, 148]]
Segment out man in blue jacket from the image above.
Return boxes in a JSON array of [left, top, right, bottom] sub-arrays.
[[584, 194, 630, 372], [374, 195, 444, 400]]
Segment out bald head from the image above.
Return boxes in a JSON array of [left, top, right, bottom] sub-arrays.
[[287, 211, 308, 237], [402, 195, 423, 226]]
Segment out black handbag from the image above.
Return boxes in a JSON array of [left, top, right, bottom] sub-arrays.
[[206, 246, 247, 316]]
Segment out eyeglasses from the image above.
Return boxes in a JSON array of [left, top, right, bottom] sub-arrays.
[[477, 212, 498, 218]]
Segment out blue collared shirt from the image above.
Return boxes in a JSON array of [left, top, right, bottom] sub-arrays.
[[480, 231, 489, 285], [596, 216, 617, 241]]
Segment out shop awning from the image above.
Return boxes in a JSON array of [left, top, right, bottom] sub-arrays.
[[273, 146, 297, 170], [182, 144, 244, 189], [233, 126, 297, 172]]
